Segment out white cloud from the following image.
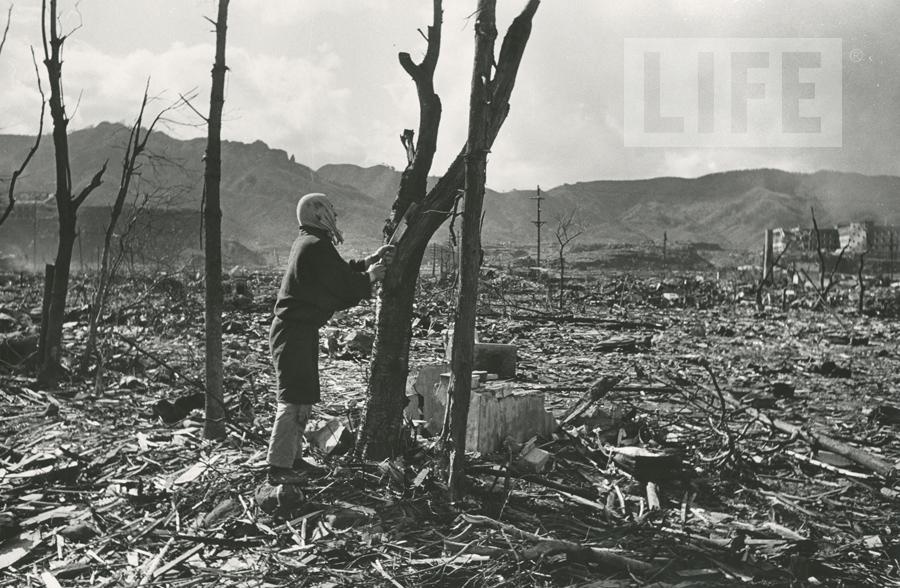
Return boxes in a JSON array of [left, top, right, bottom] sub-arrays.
[[232, 0, 391, 27], [3, 0, 900, 188]]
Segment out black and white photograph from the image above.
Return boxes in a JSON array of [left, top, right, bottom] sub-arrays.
[[1, 1, 899, 586]]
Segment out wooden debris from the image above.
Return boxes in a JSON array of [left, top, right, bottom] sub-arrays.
[[558, 376, 622, 427], [608, 446, 684, 483], [1, 267, 899, 586]]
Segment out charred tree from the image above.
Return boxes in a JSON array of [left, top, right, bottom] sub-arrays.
[[857, 250, 867, 314], [81, 83, 171, 373], [443, 0, 496, 500], [358, 0, 444, 460], [37, 0, 108, 388], [203, 0, 230, 440], [810, 207, 849, 309], [1, 50, 44, 229], [359, 0, 541, 459], [0, 5, 9, 58], [554, 208, 584, 310]]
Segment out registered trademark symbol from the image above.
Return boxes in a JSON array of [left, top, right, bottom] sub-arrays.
[[849, 48, 865, 63]]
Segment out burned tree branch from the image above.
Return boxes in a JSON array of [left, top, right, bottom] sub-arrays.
[[389, 0, 443, 230], [387, 0, 541, 290], [0, 50, 45, 228], [81, 81, 177, 371], [72, 161, 108, 208], [554, 208, 585, 309], [0, 5, 11, 59], [693, 377, 896, 479]]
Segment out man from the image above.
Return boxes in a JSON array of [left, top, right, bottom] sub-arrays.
[[267, 192, 394, 484]]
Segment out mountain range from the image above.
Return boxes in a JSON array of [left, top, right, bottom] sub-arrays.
[[1, 122, 899, 267]]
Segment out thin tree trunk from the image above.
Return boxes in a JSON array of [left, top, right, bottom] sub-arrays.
[[359, 0, 540, 459], [82, 87, 158, 372], [857, 251, 866, 314], [37, 0, 106, 388], [445, 0, 496, 500], [203, 0, 229, 440], [558, 251, 565, 309], [360, 272, 419, 458]]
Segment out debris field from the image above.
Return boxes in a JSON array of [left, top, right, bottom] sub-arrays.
[[1, 268, 899, 587]]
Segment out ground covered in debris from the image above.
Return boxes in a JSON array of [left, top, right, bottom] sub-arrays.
[[1, 268, 899, 587]]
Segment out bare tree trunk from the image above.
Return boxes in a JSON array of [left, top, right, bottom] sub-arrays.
[[37, 0, 107, 388], [857, 251, 867, 314], [444, 0, 496, 500], [558, 250, 565, 309], [553, 209, 583, 312], [82, 85, 164, 372], [810, 207, 826, 292], [0, 49, 44, 228], [359, 0, 540, 460], [203, 0, 230, 440]]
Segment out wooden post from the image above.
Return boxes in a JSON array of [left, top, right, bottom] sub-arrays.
[[77, 229, 83, 273], [38, 264, 54, 368], [858, 252, 866, 314], [32, 202, 38, 271], [762, 229, 774, 284], [890, 230, 895, 282]]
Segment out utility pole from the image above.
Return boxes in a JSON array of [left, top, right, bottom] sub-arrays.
[[33, 202, 38, 271], [763, 228, 774, 284], [531, 185, 545, 267], [77, 229, 84, 273], [891, 230, 895, 282]]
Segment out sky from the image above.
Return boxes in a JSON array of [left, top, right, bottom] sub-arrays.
[[1, 0, 899, 191]]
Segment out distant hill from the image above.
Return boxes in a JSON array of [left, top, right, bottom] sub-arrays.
[[2, 123, 899, 270], [0, 123, 387, 266], [320, 164, 900, 248]]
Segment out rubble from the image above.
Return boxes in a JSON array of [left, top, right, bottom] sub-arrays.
[[0, 268, 898, 586]]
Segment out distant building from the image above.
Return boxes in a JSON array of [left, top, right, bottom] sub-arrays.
[[773, 226, 839, 254], [837, 222, 871, 254], [868, 224, 899, 259], [832, 221, 900, 258]]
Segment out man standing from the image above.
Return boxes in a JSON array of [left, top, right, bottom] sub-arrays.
[[267, 192, 394, 484]]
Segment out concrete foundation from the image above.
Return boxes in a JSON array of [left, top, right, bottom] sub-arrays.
[[424, 376, 556, 453]]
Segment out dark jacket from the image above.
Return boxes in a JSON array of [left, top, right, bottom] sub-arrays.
[[273, 226, 372, 327]]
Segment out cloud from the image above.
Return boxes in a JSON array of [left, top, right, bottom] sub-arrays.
[[4, 0, 900, 190], [1, 28, 368, 166], [232, 0, 391, 27]]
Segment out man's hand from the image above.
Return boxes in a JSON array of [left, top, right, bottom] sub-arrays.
[[367, 244, 396, 266], [367, 262, 387, 283]]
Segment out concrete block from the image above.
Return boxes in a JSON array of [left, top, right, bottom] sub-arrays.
[[516, 446, 552, 473], [422, 372, 452, 434], [426, 377, 556, 453], [407, 363, 450, 425], [473, 343, 517, 379], [443, 334, 517, 379]]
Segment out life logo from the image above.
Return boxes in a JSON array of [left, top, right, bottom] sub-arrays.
[[623, 38, 843, 148]]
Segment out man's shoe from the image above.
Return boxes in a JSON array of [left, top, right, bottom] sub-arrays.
[[267, 466, 305, 485], [292, 457, 327, 475]]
